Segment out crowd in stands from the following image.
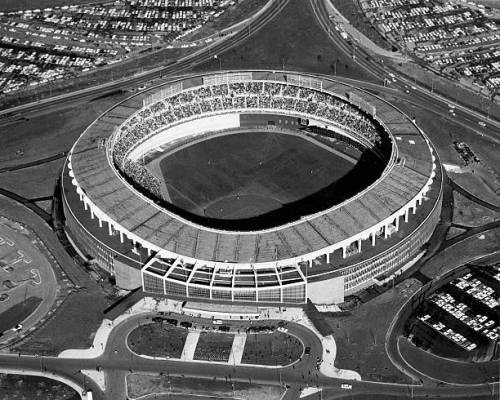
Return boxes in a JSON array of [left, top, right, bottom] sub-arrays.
[[121, 158, 162, 199], [112, 81, 384, 195]]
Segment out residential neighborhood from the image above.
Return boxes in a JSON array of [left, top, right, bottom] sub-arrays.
[[0, 0, 234, 93], [360, 0, 500, 93]]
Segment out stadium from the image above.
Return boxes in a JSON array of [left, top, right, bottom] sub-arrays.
[[61, 70, 443, 305]]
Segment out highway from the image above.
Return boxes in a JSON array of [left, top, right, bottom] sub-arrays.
[[310, 0, 500, 142], [0, 0, 290, 122], [0, 1, 499, 399]]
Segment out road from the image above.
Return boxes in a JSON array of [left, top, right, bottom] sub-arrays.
[[310, 0, 500, 142], [1, 311, 498, 400], [0, 0, 290, 122], [0, 1, 498, 399]]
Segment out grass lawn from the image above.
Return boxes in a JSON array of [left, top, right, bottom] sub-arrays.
[[0, 373, 79, 400], [398, 337, 498, 384], [193, 0, 373, 82], [15, 291, 111, 355], [127, 373, 284, 400], [0, 91, 127, 171], [241, 331, 303, 366], [185, 0, 270, 41], [0, 159, 65, 200], [324, 279, 422, 383], [0, 296, 42, 333], [451, 172, 500, 207], [420, 229, 500, 279], [331, 0, 392, 51], [452, 191, 499, 227], [127, 323, 188, 359], [193, 331, 234, 362]]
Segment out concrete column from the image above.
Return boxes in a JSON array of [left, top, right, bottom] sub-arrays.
[[108, 222, 113, 236], [395, 216, 400, 231], [119, 231, 124, 243], [308, 259, 312, 268], [384, 224, 389, 239], [342, 246, 347, 259], [371, 232, 376, 246], [84, 201, 88, 211], [98, 217, 103, 228], [90, 209, 94, 219], [147, 247, 151, 256], [405, 208, 409, 223], [357, 239, 361, 253], [326, 252, 330, 263]]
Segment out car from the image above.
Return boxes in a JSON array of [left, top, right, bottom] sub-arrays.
[[180, 321, 192, 328], [212, 320, 223, 325], [341, 383, 353, 390], [478, 121, 486, 127], [12, 324, 22, 332], [304, 347, 311, 355]]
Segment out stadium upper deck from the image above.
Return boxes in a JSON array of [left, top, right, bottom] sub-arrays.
[[68, 71, 435, 266]]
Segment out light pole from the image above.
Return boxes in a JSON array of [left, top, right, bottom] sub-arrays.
[[214, 55, 221, 71]]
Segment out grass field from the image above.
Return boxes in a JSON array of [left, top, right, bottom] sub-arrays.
[[0, 373, 79, 400], [127, 374, 284, 400], [324, 279, 422, 383], [398, 337, 498, 384], [193, 0, 373, 82], [127, 323, 188, 359], [193, 331, 234, 362], [241, 331, 303, 366], [185, 0, 270, 42], [159, 131, 355, 222], [452, 191, 499, 227], [16, 291, 111, 355], [0, 296, 41, 333], [331, 0, 392, 51]]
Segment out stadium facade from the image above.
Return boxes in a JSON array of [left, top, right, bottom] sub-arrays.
[[61, 70, 443, 305]]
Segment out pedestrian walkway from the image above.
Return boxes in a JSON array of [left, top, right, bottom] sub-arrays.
[[229, 333, 247, 365], [181, 331, 200, 361]]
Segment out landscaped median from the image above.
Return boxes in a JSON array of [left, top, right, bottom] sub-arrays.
[[127, 319, 304, 367], [126, 373, 284, 400]]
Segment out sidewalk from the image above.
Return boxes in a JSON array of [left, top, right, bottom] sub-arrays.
[[229, 333, 247, 365], [181, 331, 200, 361], [59, 297, 361, 381]]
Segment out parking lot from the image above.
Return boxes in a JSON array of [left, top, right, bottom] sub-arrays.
[[408, 262, 499, 361]]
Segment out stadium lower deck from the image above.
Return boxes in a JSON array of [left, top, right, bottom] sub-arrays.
[[62, 71, 442, 305]]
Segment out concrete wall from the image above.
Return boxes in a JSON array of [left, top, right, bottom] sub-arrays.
[[115, 258, 141, 290], [128, 113, 240, 161], [308, 275, 345, 304]]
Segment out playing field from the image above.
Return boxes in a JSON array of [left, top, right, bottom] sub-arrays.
[[158, 131, 361, 226]]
